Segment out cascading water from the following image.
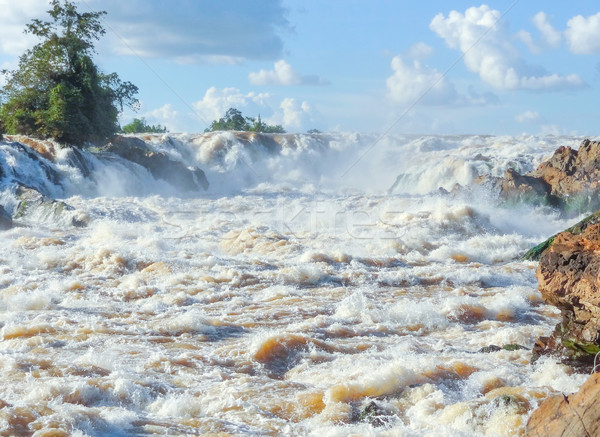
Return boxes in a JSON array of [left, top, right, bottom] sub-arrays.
[[0, 132, 594, 435]]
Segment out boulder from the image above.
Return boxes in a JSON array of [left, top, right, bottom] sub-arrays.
[[103, 136, 209, 191], [13, 185, 88, 227], [533, 222, 600, 365], [526, 372, 600, 436], [0, 205, 12, 230]]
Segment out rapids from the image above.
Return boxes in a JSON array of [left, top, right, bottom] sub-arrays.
[[0, 132, 594, 435]]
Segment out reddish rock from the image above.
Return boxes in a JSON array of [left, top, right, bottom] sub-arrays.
[[531, 139, 600, 197], [470, 139, 600, 214], [526, 373, 600, 437], [534, 223, 600, 363]]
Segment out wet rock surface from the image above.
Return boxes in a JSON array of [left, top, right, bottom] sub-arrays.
[[457, 139, 600, 215], [522, 210, 600, 261], [13, 185, 88, 227], [0, 205, 12, 230], [527, 372, 600, 437], [535, 223, 600, 363], [102, 135, 209, 191]]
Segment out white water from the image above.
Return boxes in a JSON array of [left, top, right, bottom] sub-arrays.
[[0, 132, 593, 436]]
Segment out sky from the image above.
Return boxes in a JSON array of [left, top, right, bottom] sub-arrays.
[[1, 0, 600, 135]]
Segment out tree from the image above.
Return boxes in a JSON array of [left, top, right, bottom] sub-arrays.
[[121, 118, 167, 134], [206, 108, 247, 131], [205, 108, 286, 133], [0, 0, 138, 146]]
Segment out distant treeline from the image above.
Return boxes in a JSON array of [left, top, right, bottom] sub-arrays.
[[205, 108, 285, 133]]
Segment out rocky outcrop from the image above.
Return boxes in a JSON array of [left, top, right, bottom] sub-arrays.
[[527, 373, 600, 436], [101, 135, 209, 191], [526, 211, 600, 433], [522, 211, 600, 261], [532, 222, 600, 365], [470, 139, 600, 214], [474, 168, 558, 207], [531, 139, 600, 197], [13, 185, 88, 227]]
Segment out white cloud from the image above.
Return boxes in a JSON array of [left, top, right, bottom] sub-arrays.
[[407, 42, 434, 60], [516, 30, 540, 54], [192, 87, 315, 131], [248, 60, 329, 86], [430, 5, 585, 91], [386, 56, 458, 106], [517, 12, 561, 54], [565, 12, 600, 54], [276, 98, 314, 129], [515, 110, 541, 123], [193, 87, 271, 123], [143, 104, 179, 129], [533, 12, 561, 48], [0, 0, 50, 56]]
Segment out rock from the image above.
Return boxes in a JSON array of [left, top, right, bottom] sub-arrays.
[[13, 185, 88, 227], [479, 345, 503, 353], [472, 168, 558, 207], [0, 205, 12, 230], [534, 222, 600, 365], [501, 343, 528, 351], [355, 401, 391, 427], [103, 135, 209, 191], [3, 141, 64, 194], [478, 344, 528, 353], [526, 373, 600, 437], [65, 146, 94, 178], [522, 210, 600, 261], [532, 140, 600, 198], [467, 139, 600, 215]]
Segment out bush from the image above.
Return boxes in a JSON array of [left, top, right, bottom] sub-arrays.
[[0, 0, 138, 146], [121, 118, 167, 134], [205, 108, 285, 133]]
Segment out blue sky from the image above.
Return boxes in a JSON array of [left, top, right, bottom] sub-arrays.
[[1, 0, 600, 135]]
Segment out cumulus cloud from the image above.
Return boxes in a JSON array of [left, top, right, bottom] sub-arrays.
[[248, 60, 329, 86], [193, 87, 271, 123], [517, 12, 561, 54], [275, 98, 314, 128], [430, 5, 585, 91], [192, 87, 315, 131], [144, 104, 179, 129], [386, 55, 458, 106], [533, 12, 561, 48], [515, 110, 541, 124], [565, 12, 600, 54], [516, 30, 540, 54], [407, 42, 434, 60]]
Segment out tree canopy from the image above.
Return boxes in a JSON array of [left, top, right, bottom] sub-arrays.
[[0, 0, 138, 146], [121, 118, 167, 134], [205, 108, 286, 133]]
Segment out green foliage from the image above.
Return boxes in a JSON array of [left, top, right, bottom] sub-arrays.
[[307, 128, 321, 134], [121, 118, 167, 134], [205, 108, 286, 133], [0, 0, 138, 146]]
